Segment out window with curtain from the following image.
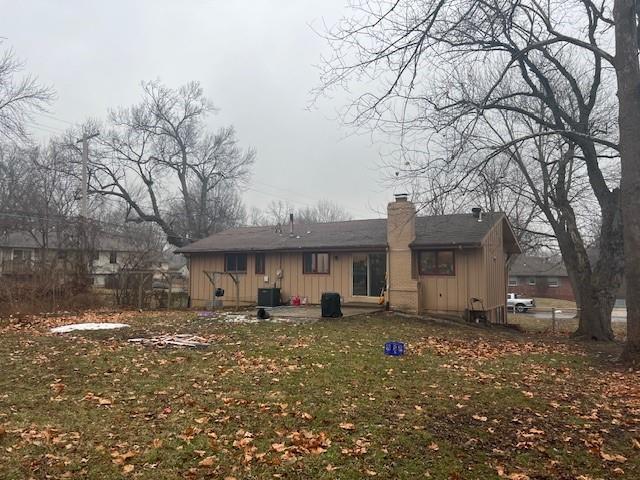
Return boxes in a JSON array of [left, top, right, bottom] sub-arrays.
[[418, 250, 455, 275], [303, 252, 329, 274]]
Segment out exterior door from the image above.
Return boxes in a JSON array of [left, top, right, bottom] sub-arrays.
[[352, 253, 386, 297]]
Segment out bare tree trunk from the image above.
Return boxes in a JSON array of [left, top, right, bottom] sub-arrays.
[[615, 0, 640, 362], [558, 231, 616, 341]]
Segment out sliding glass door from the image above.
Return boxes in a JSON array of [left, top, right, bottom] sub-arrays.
[[352, 253, 386, 297]]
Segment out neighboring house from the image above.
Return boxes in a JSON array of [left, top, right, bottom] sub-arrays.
[[176, 195, 521, 322], [0, 231, 188, 289], [508, 255, 574, 301], [146, 252, 190, 292]]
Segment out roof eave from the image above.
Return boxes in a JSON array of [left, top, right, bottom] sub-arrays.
[[175, 244, 389, 255], [410, 242, 482, 249]]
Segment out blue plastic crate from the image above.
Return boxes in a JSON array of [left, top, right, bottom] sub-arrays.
[[384, 341, 405, 356]]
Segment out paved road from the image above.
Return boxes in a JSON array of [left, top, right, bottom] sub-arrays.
[[529, 307, 627, 322]]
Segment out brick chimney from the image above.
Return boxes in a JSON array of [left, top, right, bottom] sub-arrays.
[[387, 194, 419, 313]]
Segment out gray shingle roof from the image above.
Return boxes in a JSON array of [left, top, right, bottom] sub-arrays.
[[0, 230, 147, 252], [175, 212, 510, 253], [509, 255, 568, 277]]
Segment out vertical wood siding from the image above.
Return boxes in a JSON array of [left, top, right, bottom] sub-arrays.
[[418, 248, 486, 314], [188, 251, 382, 308], [482, 219, 507, 322], [417, 218, 508, 319]]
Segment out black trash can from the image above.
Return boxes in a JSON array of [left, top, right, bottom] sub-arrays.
[[321, 292, 342, 318]]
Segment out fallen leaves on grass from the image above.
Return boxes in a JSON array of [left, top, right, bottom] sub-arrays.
[[600, 451, 627, 463], [198, 456, 216, 467], [410, 336, 579, 362], [341, 438, 370, 456], [50, 381, 65, 396], [496, 465, 530, 479], [83, 392, 112, 406], [111, 449, 137, 465], [339, 422, 355, 430]]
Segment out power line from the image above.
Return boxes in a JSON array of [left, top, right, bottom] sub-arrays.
[[30, 111, 76, 126], [23, 120, 67, 136]]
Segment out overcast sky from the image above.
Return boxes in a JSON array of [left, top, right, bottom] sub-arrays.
[[2, 0, 398, 219]]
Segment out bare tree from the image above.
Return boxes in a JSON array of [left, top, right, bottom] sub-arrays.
[[255, 200, 296, 226], [0, 142, 78, 247], [318, 0, 623, 340], [614, 0, 640, 361], [63, 81, 254, 247], [249, 199, 353, 226], [0, 43, 54, 142], [296, 199, 353, 224]]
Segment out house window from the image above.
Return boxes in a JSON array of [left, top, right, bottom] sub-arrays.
[[528, 277, 536, 286], [225, 253, 247, 273], [255, 253, 265, 274], [418, 250, 455, 276], [303, 252, 330, 274], [508, 276, 518, 287], [548, 277, 559, 287], [109, 251, 118, 264], [12, 249, 28, 262]]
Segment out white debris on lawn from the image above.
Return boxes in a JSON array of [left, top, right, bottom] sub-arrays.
[[219, 313, 260, 324], [50, 323, 130, 333], [128, 334, 209, 348]]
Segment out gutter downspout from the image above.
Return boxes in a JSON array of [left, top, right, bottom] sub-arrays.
[[385, 244, 390, 310]]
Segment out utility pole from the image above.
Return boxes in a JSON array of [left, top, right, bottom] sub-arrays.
[[76, 132, 100, 218], [75, 131, 99, 288]]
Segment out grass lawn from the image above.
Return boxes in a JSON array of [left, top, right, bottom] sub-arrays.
[[530, 298, 577, 310], [1, 310, 639, 479]]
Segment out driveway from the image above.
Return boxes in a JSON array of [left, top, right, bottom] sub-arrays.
[[529, 307, 627, 323]]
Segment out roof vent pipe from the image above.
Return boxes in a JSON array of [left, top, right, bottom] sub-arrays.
[[472, 207, 483, 221], [289, 213, 294, 236]]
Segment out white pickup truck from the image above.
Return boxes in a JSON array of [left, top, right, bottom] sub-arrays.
[[507, 293, 536, 313]]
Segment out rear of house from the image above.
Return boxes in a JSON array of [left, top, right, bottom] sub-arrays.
[[177, 196, 520, 322], [508, 256, 574, 301]]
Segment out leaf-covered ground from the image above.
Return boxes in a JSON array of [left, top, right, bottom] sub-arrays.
[[0, 310, 638, 479]]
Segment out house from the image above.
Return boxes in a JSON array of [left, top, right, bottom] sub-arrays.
[[176, 195, 521, 322], [508, 255, 574, 301], [0, 230, 187, 289]]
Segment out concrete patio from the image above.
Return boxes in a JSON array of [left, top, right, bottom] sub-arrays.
[[261, 304, 383, 320]]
